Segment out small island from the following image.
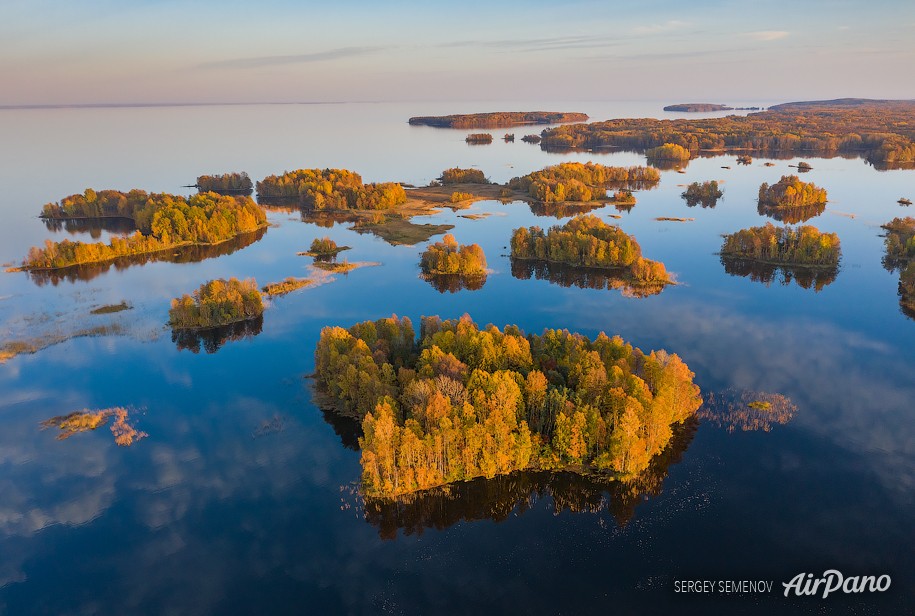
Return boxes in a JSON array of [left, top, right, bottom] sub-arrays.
[[420, 234, 487, 276], [256, 168, 406, 210], [664, 103, 734, 112], [408, 111, 588, 128], [758, 175, 828, 210], [881, 217, 915, 316], [196, 172, 253, 195], [169, 277, 264, 330], [314, 314, 702, 498], [682, 181, 723, 208], [508, 162, 660, 205], [646, 143, 692, 161], [521, 134, 542, 144], [302, 237, 350, 259], [721, 223, 841, 268], [510, 214, 673, 293], [262, 277, 312, 297], [23, 190, 267, 271], [465, 133, 493, 144], [439, 168, 489, 184]]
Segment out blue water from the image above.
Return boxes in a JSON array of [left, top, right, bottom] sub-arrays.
[[0, 101, 913, 615]]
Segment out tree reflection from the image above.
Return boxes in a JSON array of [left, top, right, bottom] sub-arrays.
[[42, 217, 136, 239], [720, 256, 837, 291], [511, 258, 666, 297], [422, 273, 487, 293], [757, 202, 826, 224], [361, 417, 698, 539], [25, 227, 267, 286], [171, 315, 263, 354]]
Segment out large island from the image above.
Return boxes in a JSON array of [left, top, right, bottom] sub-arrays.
[[408, 111, 589, 128]]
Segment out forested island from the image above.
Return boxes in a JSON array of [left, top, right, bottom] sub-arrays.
[[420, 234, 487, 276], [720, 223, 841, 268], [510, 215, 672, 293], [538, 99, 915, 165], [303, 237, 350, 258], [256, 168, 407, 210], [758, 175, 827, 208], [439, 168, 489, 184], [465, 133, 493, 144], [196, 172, 253, 195], [23, 190, 266, 270], [682, 181, 723, 208], [881, 217, 915, 316], [168, 277, 264, 330], [508, 162, 660, 204], [408, 112, 589, 128], [646, 143, 691, 161], [664, 104, 734, 112], [314, 314, 702, 497]]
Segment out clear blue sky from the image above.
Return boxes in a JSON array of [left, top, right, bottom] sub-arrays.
[[2, 0, 913, 105]]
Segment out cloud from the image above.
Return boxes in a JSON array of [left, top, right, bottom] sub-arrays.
[[744, 30, 789, 41], [633, 20, 689, 35], [196, 46, 388, 70]]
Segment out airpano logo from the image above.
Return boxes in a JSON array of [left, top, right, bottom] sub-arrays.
[[782, 570, 891, 598]]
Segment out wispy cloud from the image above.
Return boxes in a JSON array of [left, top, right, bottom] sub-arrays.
[[436, 35, 622, 53], [633, 20, 689, 35], [196, 46, 387, 70], [744, 30, 789, 42]]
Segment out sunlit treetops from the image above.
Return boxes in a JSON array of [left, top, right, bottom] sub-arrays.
[[882, 217, 915, 316], [646, 143, 691, 161], [420, 234, 487, 276], [197, 172, 253, 194], [508, 162, 660, 204], [314, 314, 702, 497], [256, 168, 407, 210], [758, 175, 828, 208], [439, 168, 489, 184], [721, 223, 841, 267], [168, 277, 264, 330], [682, 181, 723, 208], [307, 236, 350, 257], [408, 111, 589, 128], [538, 100, 915, 165], [465, 133, 493, 144], [25, 190, 266, 270], [510, 214, 672, 288]]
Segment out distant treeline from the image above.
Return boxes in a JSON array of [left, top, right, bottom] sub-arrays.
[[408, 111, 589, 128], [539, 100, 915, 165], [169, 277, 264, 330], [25, 191, 266, 270], [197, 172, 253, 194], [508, 162, 660, 204], [664, 103, 733, 112], [721, 223, 841, 267], [758, 175, 827, 208], [420, 234, 487, 276], [510, 214, 671, 289], [256, 168, 406, 210], [314, 314, 701, 497]]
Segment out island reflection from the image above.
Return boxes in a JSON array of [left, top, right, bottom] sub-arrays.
[[42, 217, 137, 238], [171, 315, 263, 354], [720, 256, 837, 291], [511, 258, 666, 297]]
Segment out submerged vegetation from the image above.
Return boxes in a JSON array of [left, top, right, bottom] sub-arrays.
[[256, 168, 406, 210], [758, 175, 828, 208], [262, 277, 312, 297], [420, 234, 487, 276], [408, 112, 588, 128], [25, 190, 266, 270], [169, 277, 264, 330], [197, 172, 253, 195], [699, 390, 797, 432], [508, 162, 660, 204], [40, 407, 147, 446], [510, 215, 672, 291], [539, 100, 915, 165], [682, 181, 723, 208], [314, 314, 702, 497], [721, 223, 841, 267]]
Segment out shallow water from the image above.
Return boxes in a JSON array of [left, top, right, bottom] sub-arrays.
[[1, 101, 913, 614]]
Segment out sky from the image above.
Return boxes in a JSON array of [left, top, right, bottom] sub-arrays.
[[1, 0, 914, 106]]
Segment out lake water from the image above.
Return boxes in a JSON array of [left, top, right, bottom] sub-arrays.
[[1, 101, 913, 615]]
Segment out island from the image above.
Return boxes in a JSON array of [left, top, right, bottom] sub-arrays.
[[168, 277, 264, 330], [538, 99, 915, 166], [465, 133, 493, 144], [420, 234, 487, 276], [408, 111, 589, 128], [664, 103, 734, 112], [721, 223, 840, 268], [681, 181, 723, 208], [262, 277, 312, 297], [314, 314, 702, 498], [646, 143, 692, 161], [439, 168, 489, 184], [881, 217, 915, 316], [196, 172, 253, 195], [302, 236, 350, 259], [510, 214, 673, 294], [521, 134, 542, 144], [22, 190, 267, 271], [256, 168, 406, 210], [508, 162, 660, 205], [758, 175, 827, 209]]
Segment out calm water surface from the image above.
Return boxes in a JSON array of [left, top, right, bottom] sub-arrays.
[[0, 101, 913, 615]]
